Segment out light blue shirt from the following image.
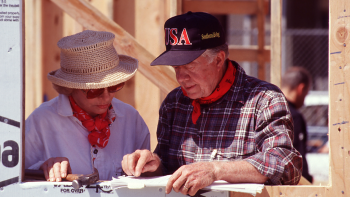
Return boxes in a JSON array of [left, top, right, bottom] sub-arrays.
[[25, 94, 150, 180]]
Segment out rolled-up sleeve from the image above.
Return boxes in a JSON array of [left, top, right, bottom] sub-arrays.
[[245, 90, 302, 185]]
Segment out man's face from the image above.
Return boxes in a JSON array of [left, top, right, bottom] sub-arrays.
[[172, 53, 223, 99], [71, 88, 115, 117]]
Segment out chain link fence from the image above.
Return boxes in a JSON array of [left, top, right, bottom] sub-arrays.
[[227, 15, 329, 127]]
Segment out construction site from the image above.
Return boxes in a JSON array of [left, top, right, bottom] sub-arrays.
[[0, 0, 349, 196]]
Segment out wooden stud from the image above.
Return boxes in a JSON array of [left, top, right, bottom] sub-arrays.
[[134, 0, 165, 151], [329, 0, 348, 196], [41, 0, 63, 102], [270, 0, 282, 87], [24, 0, 43, 118], [113, 0, 136, 107]]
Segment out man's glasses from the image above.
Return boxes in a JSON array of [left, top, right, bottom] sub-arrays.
[[82, 82, 125, 99]]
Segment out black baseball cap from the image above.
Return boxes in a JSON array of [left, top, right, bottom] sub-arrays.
[[150, 11, 226, 66]]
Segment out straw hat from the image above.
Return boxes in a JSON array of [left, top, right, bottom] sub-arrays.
[[47, 30, 138, 89]]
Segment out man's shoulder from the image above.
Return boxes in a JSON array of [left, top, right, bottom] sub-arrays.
[[232, 61, 283, 96], [163, 86, 188, 103], [244, 75, 282, 93]]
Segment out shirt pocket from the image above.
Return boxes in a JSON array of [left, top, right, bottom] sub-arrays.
[[217, 141, 257, 160], [180, 134, 200, 164]]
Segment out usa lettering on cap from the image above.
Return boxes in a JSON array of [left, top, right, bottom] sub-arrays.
[[165, 28, 192, 46]]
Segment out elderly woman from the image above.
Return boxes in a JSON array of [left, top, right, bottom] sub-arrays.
[[25, 30, 150, 182]]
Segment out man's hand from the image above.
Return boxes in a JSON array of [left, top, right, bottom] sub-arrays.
[[121, 149, 161, 177], [40, 157, 72, 182], [166, 162, 217, 196]]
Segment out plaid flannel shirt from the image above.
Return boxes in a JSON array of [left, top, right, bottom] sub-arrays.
[[154, 61, 302, 185]]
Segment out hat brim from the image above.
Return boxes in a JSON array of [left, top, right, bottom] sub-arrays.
[[47, 55, 138, 89], [150, 50, 206, 66]]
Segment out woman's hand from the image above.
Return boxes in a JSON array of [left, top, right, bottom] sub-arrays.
[[40, 157, 72, 182]]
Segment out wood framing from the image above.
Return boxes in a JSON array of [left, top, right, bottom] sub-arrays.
[[328, 0, 350, 196], [41, 0, 63, 102], [20, 0, 350, 196], [270, 0, 282, 87], [24, 0, 42, 118], [51, 0, 179, 95], [134, 0, 166, 151], [113, 0, 136, 107]]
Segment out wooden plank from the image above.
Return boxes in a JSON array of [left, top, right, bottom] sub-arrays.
[[257, 0, 265, 80], [89, 0, 113, 19], [134, 0, 166, 151], [113, 0, 136, 107], [270, 0, 282, 87], [230, 186, 328, 197], [340, 2, 350, 195], [42, 0, 63, 101], [182, 0, 269, 15], [24, 0, 43, 118], [51, 0, 178, 95], [228, 45, 270, 62], [329, 0, 348, 196]]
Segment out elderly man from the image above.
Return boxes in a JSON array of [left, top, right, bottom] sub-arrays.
[[122, 12, 302, 196]]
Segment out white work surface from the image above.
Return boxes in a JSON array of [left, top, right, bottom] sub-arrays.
[[0, 181, 229, 197]]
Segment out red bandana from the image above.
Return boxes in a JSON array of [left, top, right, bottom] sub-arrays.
[[69, 96, 115, 148], [182, 60, 236, 124]]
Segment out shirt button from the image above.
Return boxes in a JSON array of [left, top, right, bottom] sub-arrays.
[[93, 149, 98, 154]]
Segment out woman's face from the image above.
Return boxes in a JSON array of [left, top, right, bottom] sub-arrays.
[[71, 88, 115, 117]]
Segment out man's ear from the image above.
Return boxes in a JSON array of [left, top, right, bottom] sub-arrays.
[[296, 83, 306, 96], [215, 50, 226, 70]]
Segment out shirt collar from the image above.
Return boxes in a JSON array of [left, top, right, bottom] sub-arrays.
[[57, 94, 124, 117], [222, 60, 246, 104]]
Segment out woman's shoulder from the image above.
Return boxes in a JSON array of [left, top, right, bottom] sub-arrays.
[[111, 98, 140, 116], [28, 97, 60, 117]]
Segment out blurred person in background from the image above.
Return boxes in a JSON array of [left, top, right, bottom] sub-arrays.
[[281, 67, 313, 183]]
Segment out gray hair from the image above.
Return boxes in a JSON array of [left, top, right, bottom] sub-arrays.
[[52, 84, 74, 96], [201, 43, 229, 64]]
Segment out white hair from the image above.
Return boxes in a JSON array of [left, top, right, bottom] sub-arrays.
[[201, 43, 229, 64]]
